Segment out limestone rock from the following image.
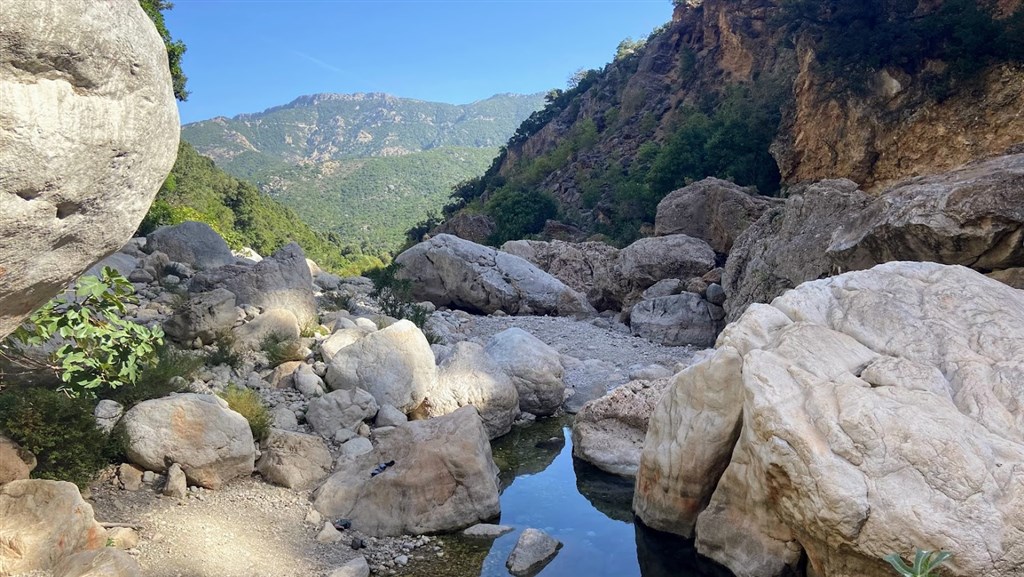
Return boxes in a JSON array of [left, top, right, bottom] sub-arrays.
[[324, 320, 436, 413], [256, 429, 333, 490], [655, 178, 780, 254], [0, 434, 36, 485], [122, 393, 255, 489], [463, 523, 514, 538], [0, 480, 106, 575], [327, 556, 370, 577], [394, 234, 594, 316], [145, 221, 234, 271], [305, 388, 379, 436], [92, 400, 124, 434], [635, 262, 1024, 577], [162, 463, 187, 499], [428, 341, 520, 439], [630, 293, 725, 347], [312, 406, 500, 536], [190, 242, 317, 327], [0, 0, 179, 340], [501, 239, 623, 310], [374, 404, 408, 428], [617, 235, 716, 298], [162, 288, 236, 345], [505, 528, 562, 577], [483, 328, 564, 417], [231, 308, 300, 353], [571, 378, 670, 478], [52, 548, 142, 577]]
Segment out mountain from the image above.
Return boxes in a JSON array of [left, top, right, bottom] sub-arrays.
[[433, 0, 1024, 247], [141, 141, 385, 275], [182, 92, 546, 254]]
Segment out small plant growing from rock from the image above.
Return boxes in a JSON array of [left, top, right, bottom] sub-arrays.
[[261, 332, 305, 367], [218, 384, 272, 442], [207, 331, 242, 369], [0, 267, 164, 398], [885, 549, 952, 577]]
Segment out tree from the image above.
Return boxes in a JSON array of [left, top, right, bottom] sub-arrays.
[[138, 0, 189, 100]]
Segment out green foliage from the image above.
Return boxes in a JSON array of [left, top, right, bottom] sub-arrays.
[[367, 263, 437, 341], [884, 549, 953, 577], [615, 37, 646, 61], [104, 344, 198, 408], [261, 333, 305, 367], [2, 268, 164, 398], [0, 387, 111, 487], [138, 0, 188, 101], [218, 385, 271, 442], [207, 332, 242, 369], [485, 187, 559, 246]]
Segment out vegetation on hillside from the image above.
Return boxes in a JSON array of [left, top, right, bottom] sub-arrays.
[[141, 142, 385, 275], [138, 0, 188, 101]]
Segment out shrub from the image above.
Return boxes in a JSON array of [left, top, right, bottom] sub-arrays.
[[1, 267, 164, 398], [207, 332, 242, 369], [218, 384, 271, 441], [885, 549, 952, 577], [103, 344, 198, 408], [0, 387, 110, 487], [261, 333, 305, 367], [484, 187, 558, 245]]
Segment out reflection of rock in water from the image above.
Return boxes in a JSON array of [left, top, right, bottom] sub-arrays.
[[635, 520, 737, 577], [573, 457, 635, 523], [491, 417, 568, 491]]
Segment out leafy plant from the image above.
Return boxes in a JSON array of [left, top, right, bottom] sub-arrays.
[[261, 332, 305, 367], [885, 549, 953, 577], [105, 344, 198, 408], [367, 263, 438, 342], [218, 384, 271, 441], [1, 267, 164, 398], [207, 331, 242, 369]]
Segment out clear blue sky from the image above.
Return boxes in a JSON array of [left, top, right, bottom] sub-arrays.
[[166, 0, 675, 124]]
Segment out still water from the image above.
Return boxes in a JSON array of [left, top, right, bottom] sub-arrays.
[[407, 417, 734, 577]]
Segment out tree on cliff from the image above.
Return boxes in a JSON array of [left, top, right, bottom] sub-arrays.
[[139, 0, 189, 101]]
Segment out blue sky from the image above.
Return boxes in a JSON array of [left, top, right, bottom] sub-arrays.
[[165, 0, 674, 124]]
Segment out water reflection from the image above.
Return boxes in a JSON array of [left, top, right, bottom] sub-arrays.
[[404, 419, 734, 577]]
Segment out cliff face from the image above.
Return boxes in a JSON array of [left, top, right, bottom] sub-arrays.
[[468, 0, 1024, 242]]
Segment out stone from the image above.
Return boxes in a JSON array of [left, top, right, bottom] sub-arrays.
[[483, 328, 564, 417], [0, 480, 107, 574], [121, 393, 255, 489], [327, 556, 370, 577], [562, 358, 628, 414], [462, 523, 514, 538], [0, 0, 179, 340], [265, 360, 303, 389], [654, 177, 780, 253], [294, 369, 326, 398], [324, 320, 436, 413], [162, 288, 236, 345], [635, 262, 1024, 577], [189, 242, 318, 327], [505, 528, 562, 577], [501, 239, 623, 311], [117, 464, 143, 492], [84, 252, 140, 279], [162, 463, 187, 499], [145, 221, 234, 271], [312, 406, 500, 536], [305, 388, 379, 436], [430, 212, 496, 245], [319, 327, 370, 363], [571, 379, 670, 478], [705, 283, 726, 305], [104, 527, 139, 550], [316, 522, 343, 544], [256, 429, 333, 490], [52, 548, 142, 577], [339, 437, 373, 460], [641, 278, 683, 300], [127, 268, 154, 284], [427, 341, 520, 439], [630, 293, 725, 347], [271, 406, 299, 431], [231, 308, 301, 353], [618, 234, 717, 300], [0, 434, 36, 485], [988, 267, 1024, 289], [374, 404, 408, 428], [394, 234, 594, 316]]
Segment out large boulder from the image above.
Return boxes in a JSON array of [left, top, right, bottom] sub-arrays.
[[305, 388, 379, 436], [630, 293, 725, 347], [144, 221, 234, 271], [394, 234, 594, 316], [121, 393, 255, 489], [617, 235, 716, 299], [723, 179, 872, 321], [501, 239, 623, 310], [571, 378, 670, 478], [312, 406, 501, 536], [828, 153, 1024, 273], [324, 320, 436, 413], [635, 262, 1024, 577], [483, 328, 565, 417], [162, 288, 236, 345], [427, 341, 520, 439], [53, 549, 142, 577], [255, 429, 333, 490], [654, 178, 781, 254], [190, 242, 317, 328], [0, 0, 179, 340], [431, 212, 496, 245], [0, 434, 35, 485], [0, 480, 107, 575]]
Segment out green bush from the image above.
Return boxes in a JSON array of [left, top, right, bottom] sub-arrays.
[[207, 332, 242, 369], [1, 267, 164, 398], [0, 387, 110, 487], [261, 333, 305, 367], [218, 385, 271, 442], [103, 344, 198, 408], [485, 187, 559, 245], [885, 549, 952, 577]]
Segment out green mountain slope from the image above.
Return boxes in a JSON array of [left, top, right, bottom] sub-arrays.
[[182, 92, 544, 253], [141, 142, 384, 275]]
